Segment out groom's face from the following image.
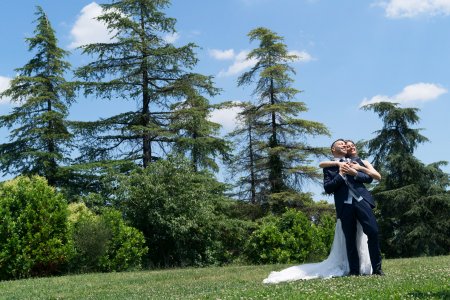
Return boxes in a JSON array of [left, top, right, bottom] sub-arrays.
[[331, 140, 347, 156]]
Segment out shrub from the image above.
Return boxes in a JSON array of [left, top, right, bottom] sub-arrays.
[[308, 213, 336, 261], [192, 198, 253, 265], [245, 209, 317, 264], [67, 203, 111, 272], [97, 209, 148, 272], [68, 203, 147, 273], [208, 215, 255, 265], [0, 176, 72, 280], [115, 156, 231, 267]]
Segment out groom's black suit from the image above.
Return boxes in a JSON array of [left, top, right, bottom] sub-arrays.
[[323, 158, 382, 275]]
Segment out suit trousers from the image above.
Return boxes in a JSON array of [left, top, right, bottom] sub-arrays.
[[340, 198, 382, 274]]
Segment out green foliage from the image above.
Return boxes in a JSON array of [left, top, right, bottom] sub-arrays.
[[362, 102, 428, 171], [374, 165, 450, 257], [97, 209, 148, 272], [114, 156, 233, 267], [68, 203, 147, 273], [0, 7, 75, 187], [170, 80, 229, 172], [364, 102, 450, 258], [268, 190, 315, 214], [67, 203, 111, 272], [245, 209, 332, 264], [309, 213, 335, 261], [0, 176, 72, 280], [209, 199, 256, 264], [226, 102, 266, 204], [73, 0, 220, 169], [231, 27, 329, 209]]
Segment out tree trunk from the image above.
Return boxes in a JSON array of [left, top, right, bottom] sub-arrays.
[[140, 6, 151, 168]]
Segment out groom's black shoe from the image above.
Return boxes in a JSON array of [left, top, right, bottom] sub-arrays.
[[348, 271, 360, 276], [373, 269, 385, 276]]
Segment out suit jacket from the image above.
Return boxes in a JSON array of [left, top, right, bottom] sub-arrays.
[[323, 162, 375, 219]]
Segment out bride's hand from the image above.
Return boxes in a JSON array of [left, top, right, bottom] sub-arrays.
[[350, 162, 361, 170]]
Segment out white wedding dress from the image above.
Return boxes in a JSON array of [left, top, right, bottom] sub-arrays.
[[263, 219, 372, 284]]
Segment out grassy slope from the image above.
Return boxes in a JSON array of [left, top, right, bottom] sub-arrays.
[[0, 256, 449, 299]]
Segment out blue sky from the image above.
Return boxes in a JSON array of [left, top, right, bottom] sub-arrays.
[[1, 0, 449, 200]]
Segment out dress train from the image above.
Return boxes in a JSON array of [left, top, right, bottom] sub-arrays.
[[263, 219, 372, 284]]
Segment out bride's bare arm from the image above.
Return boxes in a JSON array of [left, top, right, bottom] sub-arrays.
[[351, 160, 381, 181], [319, 161, 341, 168]]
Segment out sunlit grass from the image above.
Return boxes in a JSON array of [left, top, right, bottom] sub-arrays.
[[1, 255, 448, 299]]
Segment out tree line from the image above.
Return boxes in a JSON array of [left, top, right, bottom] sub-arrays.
[[0, 1, 448, 279]]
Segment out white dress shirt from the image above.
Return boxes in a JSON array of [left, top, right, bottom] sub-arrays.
[[334, 157, 363, 204]]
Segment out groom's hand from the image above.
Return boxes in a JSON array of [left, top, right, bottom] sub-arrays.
[[341, 163, 357, 176]]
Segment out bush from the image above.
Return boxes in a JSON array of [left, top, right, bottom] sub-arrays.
[[245, 209, 323, 264], [207, 201, 258, 265], [0, 176, 72, 280], [115, 156, 232, 267], [97, 209, 148, 272], [68, 203, 147, 273], [67, 203, 111, 272]]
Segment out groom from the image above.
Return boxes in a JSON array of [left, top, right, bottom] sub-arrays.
[[323, 139, 384, 276]]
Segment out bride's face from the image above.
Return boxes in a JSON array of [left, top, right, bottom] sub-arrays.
[[346, 142, 357, 157]]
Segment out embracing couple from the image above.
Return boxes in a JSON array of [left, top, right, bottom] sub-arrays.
[[263, 139, 384, 284], [322, 139, 384, 276]]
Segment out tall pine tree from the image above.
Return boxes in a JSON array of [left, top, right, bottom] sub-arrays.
[[170, 76, 230, 172], [74, 0, 217, 168], [0, 6, 74, 186], [227, 103, 265, 204], [236, 27, 329, 211], [363, 102, 450, 257]]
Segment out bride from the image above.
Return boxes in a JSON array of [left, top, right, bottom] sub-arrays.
[[263, 140, 381, 284]]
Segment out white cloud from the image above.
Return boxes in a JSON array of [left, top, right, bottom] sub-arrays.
[[0, 76, 11, 104], [214, 48, 314, 77], [68, 2, 116, 49], [395, 83, 447, 101], [218, 50, 258, 77], [360, 83, 447, 107], [209, 103, 244, 132], [163, 32, 180, 44], [208, 49, 235, 60], [376, 0, 450, 18]]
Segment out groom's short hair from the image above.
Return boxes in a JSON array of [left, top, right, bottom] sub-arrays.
[[331, 138, 345, 150]]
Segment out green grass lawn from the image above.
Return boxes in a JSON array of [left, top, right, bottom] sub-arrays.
[[0, 255, 449, 299]]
